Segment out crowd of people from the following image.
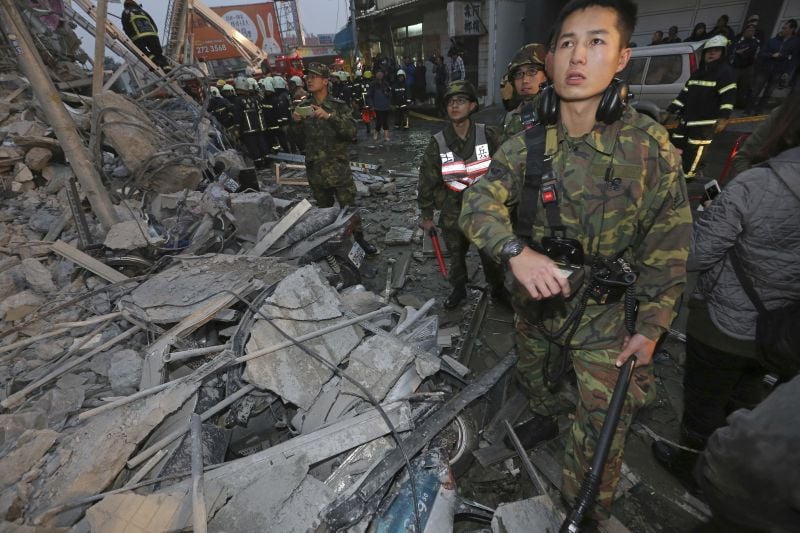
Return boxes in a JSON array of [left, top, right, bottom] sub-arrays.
[[195, 1, 799, 528]]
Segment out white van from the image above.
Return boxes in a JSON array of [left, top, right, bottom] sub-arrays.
[[620, 41, 704, 119]]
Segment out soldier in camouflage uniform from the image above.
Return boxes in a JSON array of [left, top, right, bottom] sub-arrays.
[[460, 0, 692, 521], [418, 81, 506, 308], [502, 43, 549, 139], [290, 62, 377, 254]]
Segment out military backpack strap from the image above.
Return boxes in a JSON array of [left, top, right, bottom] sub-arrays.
[[516, 123, 548, 241]]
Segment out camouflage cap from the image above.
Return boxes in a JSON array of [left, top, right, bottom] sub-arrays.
[[444, 80, 479, 103], [304, 62, 330, 78], [508, 43, 547, 76]]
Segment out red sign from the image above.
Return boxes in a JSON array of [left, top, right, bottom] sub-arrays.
[[192, 3, 283, 61]]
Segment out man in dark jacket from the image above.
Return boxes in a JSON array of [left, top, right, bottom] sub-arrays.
[[392, 70, 411, 130], [121, 0, 169, 70], [366, 69, 392, 142], [732, 25, 760, 108], [747, 19, 799, 114], [667, 35, 737, 177]]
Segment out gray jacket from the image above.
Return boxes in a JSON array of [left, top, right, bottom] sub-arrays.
[[689, 146, 800, 340]]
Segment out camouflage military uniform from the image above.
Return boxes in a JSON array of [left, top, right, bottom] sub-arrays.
[[460, 106, 692, 514], [418, 121, 504, 290], [502, 93, 540, 139], [289, 95, 357, 207]]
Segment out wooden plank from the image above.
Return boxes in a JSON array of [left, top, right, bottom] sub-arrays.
[[51, 239, 128, 283], [246, 199, 311, 257]]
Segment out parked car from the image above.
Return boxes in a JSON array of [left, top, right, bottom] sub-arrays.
[[620, 41, 704, 120]]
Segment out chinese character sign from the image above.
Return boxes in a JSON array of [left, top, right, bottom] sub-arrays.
[[447, 1, 484, 37], [192, 2, 283, 60]]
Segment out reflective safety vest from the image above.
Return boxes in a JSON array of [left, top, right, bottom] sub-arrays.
[[434, 123, 491, 192], [128, 10, 158, 39]]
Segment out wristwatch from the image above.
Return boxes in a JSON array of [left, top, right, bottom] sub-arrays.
[[500, 238, 526, 264]]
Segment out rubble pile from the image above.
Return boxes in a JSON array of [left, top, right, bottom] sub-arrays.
[[0, 61, 510, 532]]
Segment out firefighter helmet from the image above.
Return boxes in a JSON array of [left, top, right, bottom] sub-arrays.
[[234, 76, 249, 91], [355, 70, 363, 77], [209, 86, 220, 97], [260, 77, 274, 92], [397, 69, 406, 77], [216, 79, 226, 87], [704, 34, 729, 50], [290, 75, 303, 86], [337, 71, 349, 81], [222, 84, 235, 95], [444, 80, 479, 103], [246, 77, 259, 91], [507, 43, 547, 76], [363, 70, 373, 79], [272, 76, 286, 90]]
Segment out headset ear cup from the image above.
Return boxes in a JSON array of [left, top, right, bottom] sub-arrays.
[[538, 84, 559, 125], [596, 78, 628, 124]]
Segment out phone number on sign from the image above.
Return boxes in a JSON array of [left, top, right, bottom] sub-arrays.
[[196, 44, 229, 54]]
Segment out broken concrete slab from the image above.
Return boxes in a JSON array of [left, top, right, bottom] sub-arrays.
[[384, 226, 414, 245], [259, 264, 344, 321], [28, 386, 86, 430], [0, 411, 47, 449], [27, 380, 199, 526], [340, 335, 416, 402], [102, 219, 162, 251], [23, 147, 52, 172], [243, 316, 361, 410], [491, 497, 564, 532], [230, 192, 276, 243], [0, 429, 59, 493], [108, 349, 143, 396], [13, 162, 33, 183], [0, 290, 44, 321], [120, 255, 296, 324], [85, 491, 186, 532], [92, 91, 201, 194], [20, 258, 56, 293]]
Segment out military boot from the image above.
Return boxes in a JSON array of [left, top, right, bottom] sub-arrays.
[[354, 232, 378, 255], [444, 285, 467, 309]]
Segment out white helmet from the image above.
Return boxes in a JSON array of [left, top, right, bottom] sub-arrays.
[[290, 75, 303, 86], [337, 71, 349, 81], [209, 86, 220, 97], [704, 34, 729, 50], [222, 84, 235, 94], [247, 77, 259, 91], [355, 70, 362, 77], [397, 69, 406, 77], [272, 76, 286, 90], [260, 77, 274, 92], [234, 76, 249, 91]]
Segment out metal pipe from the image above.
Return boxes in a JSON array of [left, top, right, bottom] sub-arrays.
[[163, 344, 225, 364], [0, 0, 118, 231]]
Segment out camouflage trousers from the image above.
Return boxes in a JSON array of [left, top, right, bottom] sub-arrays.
[[441, 223, 505, 290], [515, 318, 655, 516], [305, 160, 364, 235]]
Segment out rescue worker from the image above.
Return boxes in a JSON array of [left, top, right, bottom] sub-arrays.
[[208, 86, 236, 143], [289, 63, 377, 254], [220, 84, 239, 144], [272, 76, 292, 153], [392, 69, 411, 130], [289, 75, 308, 105], [666, 35, 737, 178], [418, 81, 506, 308], [459, 0, 692, 525], [358, 71, 375, 136], [121, 0, 169, 71], [502, 43, 549, 138], [231, 77, 270, 168], [260, 77, 281, 153]]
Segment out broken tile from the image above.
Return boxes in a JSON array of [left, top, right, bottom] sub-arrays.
[[260, 265, 343, 321], [0, 429, 59, 492]]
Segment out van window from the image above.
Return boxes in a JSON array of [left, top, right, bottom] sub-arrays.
[[645, 55, 682, 85], [620, 57, 646, 85]]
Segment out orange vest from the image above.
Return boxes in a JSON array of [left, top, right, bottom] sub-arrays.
[[434, 123, 491, 192]]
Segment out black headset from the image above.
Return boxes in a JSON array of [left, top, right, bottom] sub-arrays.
[[537, 78, 629, 125]]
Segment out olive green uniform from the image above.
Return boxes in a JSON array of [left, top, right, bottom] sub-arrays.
[[289, 95, 357, 207], [418, 121, 505, 290], [460, 106, 692, 515]]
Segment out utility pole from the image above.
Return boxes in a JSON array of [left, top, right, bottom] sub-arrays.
[[350, 0, 358, 66], [0, 0, 118, 231]]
